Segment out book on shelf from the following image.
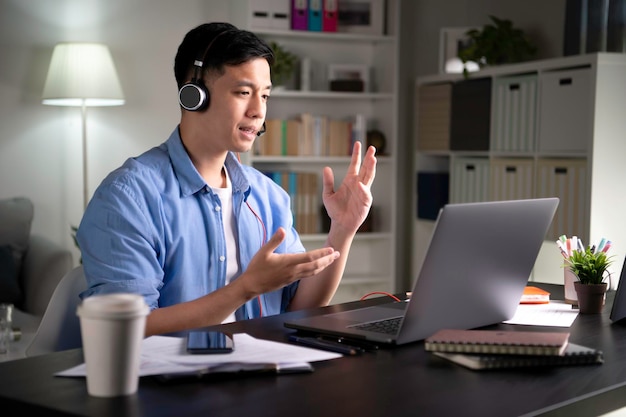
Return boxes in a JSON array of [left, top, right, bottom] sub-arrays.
[[424, 329, 570, 356], [433, 342, 603, 371], [520, 285, 550, 304], [257, 118, 301, 157], [254, 115, 355, 157], [263, 170, 319, 234]]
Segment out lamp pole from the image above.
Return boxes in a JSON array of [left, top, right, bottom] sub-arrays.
[[81, 103, 89, 210]]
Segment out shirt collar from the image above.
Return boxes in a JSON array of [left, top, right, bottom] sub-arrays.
[[165, 126, 250, 198]]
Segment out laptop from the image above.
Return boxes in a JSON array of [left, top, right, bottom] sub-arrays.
[[610, 256, 626, 322], [285, 198, 559, 345]]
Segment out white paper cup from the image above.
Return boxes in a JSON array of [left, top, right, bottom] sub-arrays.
[[77, 293, 149, 397]]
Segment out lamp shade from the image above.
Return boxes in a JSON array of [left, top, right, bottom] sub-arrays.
[[42, 43, 125, 107]]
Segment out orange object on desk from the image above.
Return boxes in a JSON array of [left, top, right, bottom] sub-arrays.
[[520, 286, 550, 304]]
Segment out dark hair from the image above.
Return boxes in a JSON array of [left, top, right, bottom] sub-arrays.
[[174, 22, 275, 89]]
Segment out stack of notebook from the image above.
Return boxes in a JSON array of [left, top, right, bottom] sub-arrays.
[[425, 329, 604, 371]]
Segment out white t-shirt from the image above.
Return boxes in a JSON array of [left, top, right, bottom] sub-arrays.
[[211, 167, 239, 324]]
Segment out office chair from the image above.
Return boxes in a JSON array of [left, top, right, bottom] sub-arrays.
[[25, 265, 87, 357]]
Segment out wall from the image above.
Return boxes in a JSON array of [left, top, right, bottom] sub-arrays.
[[0, 0, 568, 286], [0, 0, 230, 263], [406, 0, 566, 78]]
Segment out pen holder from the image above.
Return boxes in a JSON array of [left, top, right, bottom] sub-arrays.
[[564, 266, 578, 306]]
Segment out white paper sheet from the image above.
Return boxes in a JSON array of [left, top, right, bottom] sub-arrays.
[[56, 333, 341, 378], [503, 301, 579, 327]]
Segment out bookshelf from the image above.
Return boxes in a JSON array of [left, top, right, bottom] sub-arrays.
[[230, 0, 400, 303], [413, 53, 626, 286]]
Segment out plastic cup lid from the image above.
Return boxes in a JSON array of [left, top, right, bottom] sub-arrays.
[[77, 293, 149, 319]]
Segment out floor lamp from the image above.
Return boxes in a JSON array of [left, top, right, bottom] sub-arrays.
[[42, 43, 125, 209]]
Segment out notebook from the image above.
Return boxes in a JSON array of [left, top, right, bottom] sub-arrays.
[[284, 198, 559, 345], [424, 329, 570, 356], [433, 343, 604, 371]]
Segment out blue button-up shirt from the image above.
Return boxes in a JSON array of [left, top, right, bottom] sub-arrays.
[[77, 127, 303, 323]]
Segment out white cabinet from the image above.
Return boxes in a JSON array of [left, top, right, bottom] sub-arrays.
[[414, 53, 626, 285], [230, 0, 400, 303]]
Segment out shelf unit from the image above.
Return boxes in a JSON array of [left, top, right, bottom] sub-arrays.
[[230, 1, 400, 304], [414, 53, 626, 285]]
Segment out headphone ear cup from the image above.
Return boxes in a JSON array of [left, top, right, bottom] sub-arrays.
[[178, 82, 209, 111]]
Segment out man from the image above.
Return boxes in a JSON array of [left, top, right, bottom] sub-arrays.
[[77, 22, 377, 337]]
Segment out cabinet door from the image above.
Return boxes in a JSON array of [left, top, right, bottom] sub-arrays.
[[538, 68, 592, 153], [535, 158, 588, 242], [491, 74, 537, 152], [450, 78, 492, 151], [450, 156, 490, 203], [416, 83, 452, 151], [416, 171, 449, 220], [490, 157, 534, 201]]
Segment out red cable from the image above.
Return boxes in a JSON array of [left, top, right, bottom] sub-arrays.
[[360, 291, 402, 302]]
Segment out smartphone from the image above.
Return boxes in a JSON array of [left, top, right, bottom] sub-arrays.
[[186, 330, 235, 354]]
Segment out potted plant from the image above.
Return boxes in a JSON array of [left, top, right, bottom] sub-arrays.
[[457, 15, 537, 78], [566, 246, 613, 314], [268, 41, 298, 89]]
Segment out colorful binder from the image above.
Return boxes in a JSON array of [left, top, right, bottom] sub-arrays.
[[308, 0, 323, 31], [291, 0, 308, 30], [322, 0, 338, 32]]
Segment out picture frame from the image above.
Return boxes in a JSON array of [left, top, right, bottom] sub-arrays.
[[327, 63, 370, 92], [337, 0, 385, 36], [439, 27, 476, 74]]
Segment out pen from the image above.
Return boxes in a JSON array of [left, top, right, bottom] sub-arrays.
[[566, 238, 572, 256], [288, 335, 363, 355], [576, 237, 584, 252]]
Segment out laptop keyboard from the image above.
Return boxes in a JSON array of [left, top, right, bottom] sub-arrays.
[[349, 317, 402, 335]]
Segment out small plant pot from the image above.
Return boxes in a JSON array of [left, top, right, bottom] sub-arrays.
[[574, 282, 607, 314]]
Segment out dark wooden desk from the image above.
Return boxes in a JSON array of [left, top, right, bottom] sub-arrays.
[[2, 284, 626, 417]]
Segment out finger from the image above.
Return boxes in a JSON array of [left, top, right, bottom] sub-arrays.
[[292, 248, 340, 277], [262, 227, 286, 254], [366, 143, 377, 158], [322, 166, 335, 198], [359, 146, 377, 187], [347, 141, 362, 176], [305, 254, 340, 277], [291, 247, 337, 266], [309, 246, 338, 260]]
